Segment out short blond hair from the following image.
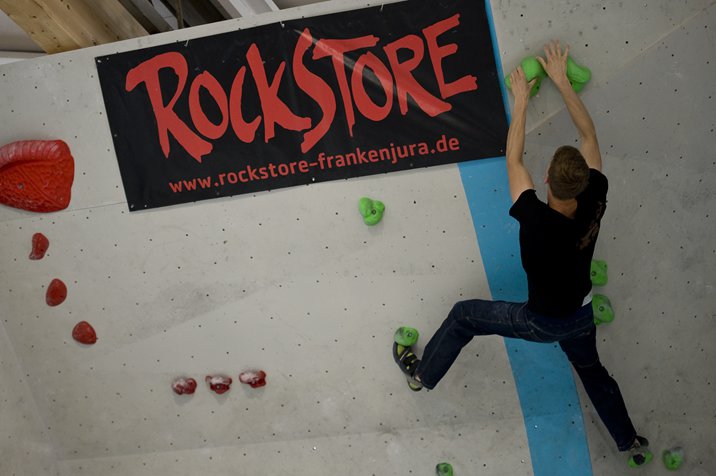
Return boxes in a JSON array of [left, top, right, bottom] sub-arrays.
[[548, 146, 589, 199]]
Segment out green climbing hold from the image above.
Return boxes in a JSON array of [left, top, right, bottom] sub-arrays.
[[505, 55, 591, 96], [504, 56, 546, 97], [592, 294, 614, 325], [628, 450, 654, 468], [662, 447, 685, 470], [358, 197, 385, 226], [436, 462, 454, 476], [571, 80, 587, 93], [566, 56, 592, 84], [590, 259, 608, 286], [394, 327, 419, 347]]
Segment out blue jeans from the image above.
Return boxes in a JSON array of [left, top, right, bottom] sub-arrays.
[[415, 299, 637, 451]]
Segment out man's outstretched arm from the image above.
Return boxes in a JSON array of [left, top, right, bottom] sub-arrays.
[[506, 67, 536, 203], [538, 40, 603, 171]]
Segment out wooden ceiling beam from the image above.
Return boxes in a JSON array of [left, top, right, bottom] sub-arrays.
[[0, 0, 80, 53], [0, 0, 149, 54]]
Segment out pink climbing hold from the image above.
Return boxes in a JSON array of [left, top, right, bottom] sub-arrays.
[[0, 140, 75, 212], [72, 321, 97, 345], [172, 377, 197, 395], [239, 370, 267, 388], [29, 233, 50, 260], [205, 375, 232, 394], [45, 278, 67, 306]]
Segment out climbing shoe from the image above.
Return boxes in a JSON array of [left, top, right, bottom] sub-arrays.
[[392, 341, 423, 391]]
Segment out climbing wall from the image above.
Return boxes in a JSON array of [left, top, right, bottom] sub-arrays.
[[1, 1, 714, 475], [521, 7, 716, 474]]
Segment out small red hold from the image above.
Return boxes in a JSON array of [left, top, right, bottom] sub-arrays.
[[45, 278, 67, 306], [172, 377, 197, 395], [72, 321, 97, 345], [29, 233, 49, 260], [205, 375, 232, 394], [239, 370, 267, 388]]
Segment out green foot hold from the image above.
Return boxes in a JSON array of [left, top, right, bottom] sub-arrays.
[[590, 259, 608, 286], [505, 55, 591, 96], [394, 327, 419, 347], [663, 447, 685, 470], [436, 462, 454, 476], [359, 197, 385, 226], [628, 450, 654, 468], [592, 294, 614, 325]]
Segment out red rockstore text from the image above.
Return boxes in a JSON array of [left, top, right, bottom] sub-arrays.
[[126, 14, 477, 163], [167, 135, 460, 193]]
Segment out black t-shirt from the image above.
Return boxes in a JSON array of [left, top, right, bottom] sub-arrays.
[[509, 169, 608, 316]]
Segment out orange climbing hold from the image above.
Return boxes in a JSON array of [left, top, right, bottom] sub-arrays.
[[0, 140, 74, 213], [45, 278, 67, 306]]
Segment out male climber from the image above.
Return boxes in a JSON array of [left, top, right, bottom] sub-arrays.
[[393, 40, 652, 467]]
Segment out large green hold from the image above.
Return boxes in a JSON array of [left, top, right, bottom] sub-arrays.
[[504, 56, 546, 97], [590, 259, 608, 286], [505, 55, 592, 96], [566, 57, 592, 84], [592, 294, 614, 325]]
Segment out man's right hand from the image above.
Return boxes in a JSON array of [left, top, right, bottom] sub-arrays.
[[509, 66, 537, 106], [536, 40, 602, 171], [537, 40, 570, 89]]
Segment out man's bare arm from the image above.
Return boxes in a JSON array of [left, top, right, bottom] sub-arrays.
[[506, 67, 536, 203], [538, 40, 602, 171]]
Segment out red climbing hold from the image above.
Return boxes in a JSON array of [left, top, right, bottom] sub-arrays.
[[29, 233, 50, 260], [239, 370, 267, 388], [205, 375, 232, 394], [72, 321, 97, 344], [172, 377, 197, 395], [45, 278, 67, 306], [0, 140, 74, 213]]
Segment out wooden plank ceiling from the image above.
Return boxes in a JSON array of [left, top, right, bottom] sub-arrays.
[[0, 0, 274, 54]]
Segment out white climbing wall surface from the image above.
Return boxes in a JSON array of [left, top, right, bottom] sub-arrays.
[[0, 0, 714, 475]]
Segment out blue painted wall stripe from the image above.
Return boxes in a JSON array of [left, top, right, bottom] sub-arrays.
[[454, 2, 593, 474]]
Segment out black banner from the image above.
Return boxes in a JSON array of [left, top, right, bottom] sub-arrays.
[[96, 0, 507, 211]]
